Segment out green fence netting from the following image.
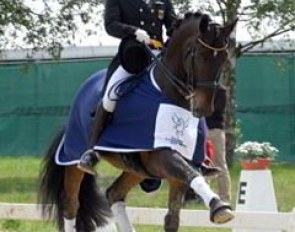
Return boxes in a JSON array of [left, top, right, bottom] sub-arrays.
[[236, 53, 295, 162], [0, 58, 110, 156]]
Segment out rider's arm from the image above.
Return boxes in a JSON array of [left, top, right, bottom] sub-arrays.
[[104, 0, 138, 39]]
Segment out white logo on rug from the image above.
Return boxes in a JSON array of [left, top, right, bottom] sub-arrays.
[[154, 104, 199, 160]]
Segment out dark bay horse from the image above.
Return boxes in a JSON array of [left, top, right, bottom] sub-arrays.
[[39, 12, 237, 232]]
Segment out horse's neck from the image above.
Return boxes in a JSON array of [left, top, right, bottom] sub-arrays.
[[153, 23, 196, 110], [154, 62, 189, 109]]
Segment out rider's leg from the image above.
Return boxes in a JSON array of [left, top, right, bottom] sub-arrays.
[[78, 65, 131, 175], [90, 65, 132, 143]]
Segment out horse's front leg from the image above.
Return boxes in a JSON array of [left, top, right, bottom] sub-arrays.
[[64, 166, 85, 232], [165, 180, 188, 232], [107, 171, 144, 232], [142, 151, 234, 225]]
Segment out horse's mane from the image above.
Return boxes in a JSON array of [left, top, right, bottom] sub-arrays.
[[167, 12, 212, 37]]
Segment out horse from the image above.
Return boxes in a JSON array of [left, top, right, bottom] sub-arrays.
[[38, 12, 237, 232]]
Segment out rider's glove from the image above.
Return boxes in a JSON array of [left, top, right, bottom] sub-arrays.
[[134, 29, 151, 44]]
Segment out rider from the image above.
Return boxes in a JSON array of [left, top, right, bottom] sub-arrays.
[[78, 0, 220, 179], [78, 0, 177, 174]]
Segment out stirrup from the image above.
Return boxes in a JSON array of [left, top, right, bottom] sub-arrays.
[[77, 150, 100, 175]]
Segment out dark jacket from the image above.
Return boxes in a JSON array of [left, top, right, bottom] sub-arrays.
[[104, 0, 176, 42], [206, 86, 227, 130]]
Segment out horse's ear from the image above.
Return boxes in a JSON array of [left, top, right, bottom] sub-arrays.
[[198, 14, 210, 35], [222, 18, 238, 38]]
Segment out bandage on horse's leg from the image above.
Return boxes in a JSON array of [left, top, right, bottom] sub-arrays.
[[106, 172, 144, 232], [140, 150, 234, 225]]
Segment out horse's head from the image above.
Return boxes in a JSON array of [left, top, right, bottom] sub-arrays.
[[164, 12, 237, 117]]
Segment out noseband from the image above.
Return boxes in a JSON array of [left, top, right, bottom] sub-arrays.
[[147, 36, 228, 101]]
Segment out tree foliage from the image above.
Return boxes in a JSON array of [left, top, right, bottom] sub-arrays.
[[0, 0, 104, 52], [1, 0, 293, 52], [188, 0, 295, 54], [171, 0, 191, 13]]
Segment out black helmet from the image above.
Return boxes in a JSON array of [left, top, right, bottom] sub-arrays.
[[118, 36, 151, 74]]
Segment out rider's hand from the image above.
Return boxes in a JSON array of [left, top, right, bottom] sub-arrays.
[[134, 29, 151, 44]]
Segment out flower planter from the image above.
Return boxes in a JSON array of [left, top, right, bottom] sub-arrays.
[[240, 158, 270, 170], [235, 141, 278, 170]]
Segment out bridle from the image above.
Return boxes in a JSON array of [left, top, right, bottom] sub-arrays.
[[185, 37, 228, 93], [147, 35, 228, 101]]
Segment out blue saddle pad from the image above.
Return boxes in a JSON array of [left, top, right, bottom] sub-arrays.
[[55, 68, 206, 165]]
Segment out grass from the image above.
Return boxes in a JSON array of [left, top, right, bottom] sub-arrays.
[[0, 156, 294, 231]]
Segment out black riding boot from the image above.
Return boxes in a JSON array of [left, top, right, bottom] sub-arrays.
[[78, 104, 111, 175], [77, 149, 101, 175]]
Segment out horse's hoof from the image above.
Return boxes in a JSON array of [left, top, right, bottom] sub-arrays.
[[199, 164, 221, 177], [209, 198, 234, 224], [77, 149, 100, 175]]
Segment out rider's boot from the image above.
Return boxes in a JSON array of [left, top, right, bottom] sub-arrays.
[[77, 104, 111, 175], [77, 149, 101, 175]]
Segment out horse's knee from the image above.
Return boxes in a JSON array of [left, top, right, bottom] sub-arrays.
[[164, 212, 180, 232]]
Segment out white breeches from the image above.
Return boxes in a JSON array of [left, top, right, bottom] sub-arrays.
[[102, 66, 131, 113]]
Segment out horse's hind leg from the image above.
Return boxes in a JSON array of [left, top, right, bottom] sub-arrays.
[[64, 166, 85, 232], [165, 180, 188, 232], [107, 171, 144, 232]]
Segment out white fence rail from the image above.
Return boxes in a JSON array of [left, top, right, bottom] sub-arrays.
[[0, 203, 295, 231]]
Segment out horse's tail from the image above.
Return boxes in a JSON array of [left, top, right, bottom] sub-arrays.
[[38, 128, 112, 232]]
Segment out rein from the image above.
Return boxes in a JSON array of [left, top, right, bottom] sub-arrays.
[[145, 37, 228, 100], [145, 45, 192, 99]]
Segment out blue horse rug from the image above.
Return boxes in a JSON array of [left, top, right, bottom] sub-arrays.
[[55, 67, 207, 165]]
